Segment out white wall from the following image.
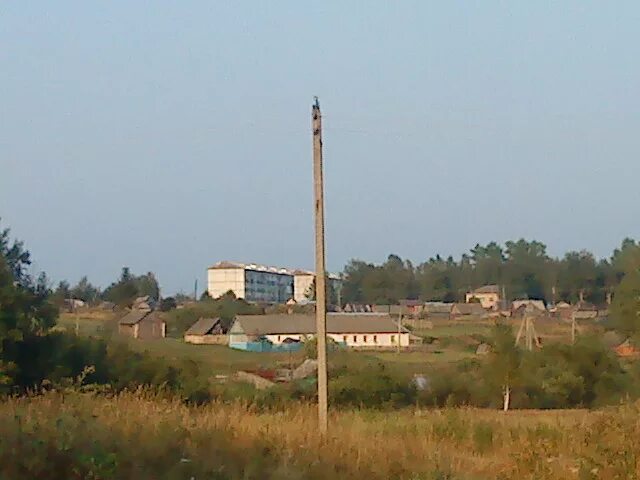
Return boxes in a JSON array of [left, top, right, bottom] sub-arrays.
[[293, 274, 314, 303], [208, 268, 245, 299], [265, 332, 410, 348], [465, 293, 499, 310]]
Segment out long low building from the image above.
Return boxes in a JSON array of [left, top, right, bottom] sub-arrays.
[[229, 313, 410, 350]]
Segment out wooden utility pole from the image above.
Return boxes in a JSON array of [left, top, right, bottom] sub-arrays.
[[515, 314, 540, 351], [312, 97, 328, 437], [397, 311, 402, 354], [571, 310, 577, 345]]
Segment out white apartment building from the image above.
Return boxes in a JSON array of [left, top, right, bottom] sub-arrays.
[[207, 261, 341, 304], [207, 261, 293, 303]]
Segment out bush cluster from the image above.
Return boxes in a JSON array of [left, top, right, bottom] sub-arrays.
[[419, 336, 631, 409], [3, 332, 211, 403]]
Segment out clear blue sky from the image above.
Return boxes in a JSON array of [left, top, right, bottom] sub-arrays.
[[2, 2, 639, 294]]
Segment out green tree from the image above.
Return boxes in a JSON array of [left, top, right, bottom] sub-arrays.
[[102, 268, 159, 307], [556, 250, 598, 303], [470, 242, 505, 287], [134, 272, 160, 300], [611, 265, 640, 340], [485, 323, 521, 411], [304, 276, 339, 306], [503, 239, 550, 301], [51, 280, 71, 306], [416, 255, 458, 302], [102, 267, 138, 307], [341, 260, 375, 304], [70, 276, 100, 303], [0, 223, 58, 389]]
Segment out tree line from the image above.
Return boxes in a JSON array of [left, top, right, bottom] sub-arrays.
[[50, 267, 164, 308], [340, 238, 640, 305]]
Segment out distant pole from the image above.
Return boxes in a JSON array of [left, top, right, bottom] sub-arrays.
[[312, 96, 328, 437], [397, 311, 402, 354], [194, 278, 198, 301], [571, 310, 576, 345], [74, 300, 79, 336]]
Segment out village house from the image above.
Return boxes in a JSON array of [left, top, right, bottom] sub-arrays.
[[373, 302, 420, 316], [465, 285, 501, 310], [229, 313, 410, 350], [423, 302, 453, 319], [551, 301, 573, 320], [573, 300, 598, 320], [511, 300, 546, 318], [184, 317, 227, 345], [118, 296, 165, 339], [118, 309, 166, 339], [450, 303, 487, 320], [399, 299, 424, 316]]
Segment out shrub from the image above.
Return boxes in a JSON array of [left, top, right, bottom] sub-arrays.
[[329, 362, 415, 408]]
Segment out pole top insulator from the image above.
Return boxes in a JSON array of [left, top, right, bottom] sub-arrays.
[[313, 96, 320, 108]]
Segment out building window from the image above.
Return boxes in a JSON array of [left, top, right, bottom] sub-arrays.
[[277, 335, 281, 342], [373, 335, 377, 343], [353, 335, 357, 343], [343, 335, 347, 343], [391, 335, 396, 344], [363, 335, 367, 343]]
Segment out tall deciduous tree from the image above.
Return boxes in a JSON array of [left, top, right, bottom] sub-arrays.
[[485, 323, 521, 411]]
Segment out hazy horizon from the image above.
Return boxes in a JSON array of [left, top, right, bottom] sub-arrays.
[[2, 2, 639, 294]]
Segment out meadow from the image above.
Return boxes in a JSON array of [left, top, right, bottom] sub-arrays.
[[1, 390, 638, 479], [4, 313, 631, 478], [56, 311, 602, 377]]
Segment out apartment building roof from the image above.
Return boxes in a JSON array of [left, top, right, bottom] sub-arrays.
[[208, 261, 341, 280]]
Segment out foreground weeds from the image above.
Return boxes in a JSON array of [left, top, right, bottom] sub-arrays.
[[0, 392, 639, 479]]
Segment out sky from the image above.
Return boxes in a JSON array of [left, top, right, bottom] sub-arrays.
[[2, 1, 640, 294]]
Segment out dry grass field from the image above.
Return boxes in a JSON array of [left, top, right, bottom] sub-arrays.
[[1, 391, 638, 479]]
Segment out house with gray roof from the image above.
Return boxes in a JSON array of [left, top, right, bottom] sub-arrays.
[[184, 317, 226, 345], [450, 303, 487, 319], [118, 309, 166, 339]]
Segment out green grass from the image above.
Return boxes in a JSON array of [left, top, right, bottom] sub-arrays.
[[415, 322, 493, 338], [373, 350, 476, 370], [57, 312, 484, 378], [124, 338, 301, 375], [57, 313, 111, 336]]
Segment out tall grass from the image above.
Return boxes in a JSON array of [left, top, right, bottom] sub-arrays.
[[1, 392, 639, 479]]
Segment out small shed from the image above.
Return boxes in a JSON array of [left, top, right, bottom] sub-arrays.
[[118, 309, 166, 339], [184, 317, 227, 345]]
